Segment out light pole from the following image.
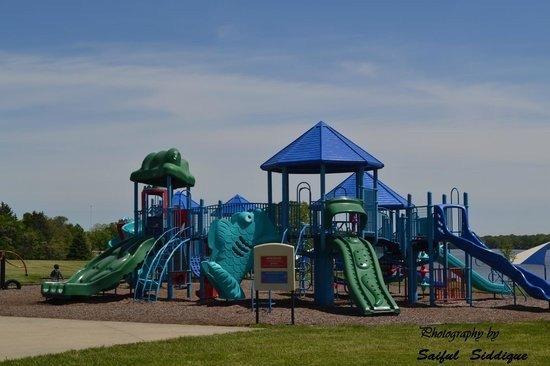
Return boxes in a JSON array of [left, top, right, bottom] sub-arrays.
[[89, 204, 93, 229]]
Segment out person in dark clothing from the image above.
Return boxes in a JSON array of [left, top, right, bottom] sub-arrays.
[[50, 264, 64, 281]]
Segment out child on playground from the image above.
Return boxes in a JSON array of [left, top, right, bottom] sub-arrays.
[[50, 264, 63, 281]]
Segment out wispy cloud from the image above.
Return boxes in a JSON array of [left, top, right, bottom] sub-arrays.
[[341, 61, 378, 77], [1, 48, 549, 233]]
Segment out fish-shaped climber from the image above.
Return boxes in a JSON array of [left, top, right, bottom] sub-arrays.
[[201, 209, 279, 300]]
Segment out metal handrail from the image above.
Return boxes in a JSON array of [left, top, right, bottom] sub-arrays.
[[133, 226, 180, 300], [140, 226, 191, 300], [295, 224, 310, 255], [281, 228, 289, 243], [151, 236, 192, 301]]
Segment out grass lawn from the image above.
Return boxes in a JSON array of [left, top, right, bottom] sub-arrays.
[[2, 321, 548, 365], [5, 260, 87, 285]]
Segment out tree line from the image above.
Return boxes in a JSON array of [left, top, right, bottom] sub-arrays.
[[1, 201, 548, 260], [481, 234, 550, 250], [0, 202, 117, 260]]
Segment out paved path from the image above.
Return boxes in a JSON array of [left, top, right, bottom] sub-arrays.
[[0, 316, 251, 361]]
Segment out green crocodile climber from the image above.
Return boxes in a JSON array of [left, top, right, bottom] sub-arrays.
[[201, 209, 279, 300]]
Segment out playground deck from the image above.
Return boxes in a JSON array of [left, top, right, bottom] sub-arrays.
[[1, 284, 548, 327]]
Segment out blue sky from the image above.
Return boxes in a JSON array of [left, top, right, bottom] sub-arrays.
[[1, 1, 549, 234]]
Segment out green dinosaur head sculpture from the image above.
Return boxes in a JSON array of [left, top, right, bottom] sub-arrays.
[[130, 148, 195, 188]]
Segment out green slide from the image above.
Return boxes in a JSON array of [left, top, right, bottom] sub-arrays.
[[41, 236, 155, 299], [438, 245, 511, 294], [332, 235, 400, 315]]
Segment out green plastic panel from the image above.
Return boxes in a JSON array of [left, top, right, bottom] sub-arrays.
[[130, 148, 195, 188], [41, 236, 155, 299], [324, 198, 367, 227], [332, 235, 399, 315]]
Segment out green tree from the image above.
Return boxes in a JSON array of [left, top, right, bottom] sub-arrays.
[[482, 233, 550, 250], [87, 223, 118, 251], [67, 225, 91, 260], [498, 241, 516, 262], [0, 202, 21, 252], [18, 229, 44, 259], [22, 211, 53, 242]]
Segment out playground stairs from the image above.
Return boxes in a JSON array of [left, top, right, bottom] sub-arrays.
[[134, 227, 192, 301]]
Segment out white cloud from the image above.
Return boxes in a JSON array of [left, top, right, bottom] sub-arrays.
[[341, 61, 378, 77], [0, 50, 549, 234]]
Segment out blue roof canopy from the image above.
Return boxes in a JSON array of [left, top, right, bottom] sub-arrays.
[[261, 121, 384, 174], [513, 243, 549, 266], [225, 194, 250, 205], [172, 190, 199, 209], [214, 194, 257, 217], [324, 172, 409, 209]]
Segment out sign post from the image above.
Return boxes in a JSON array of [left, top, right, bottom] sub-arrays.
[[253, 243, 296, 325]]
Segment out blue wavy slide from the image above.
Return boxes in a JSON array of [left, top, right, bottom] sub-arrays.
[[434, 205, 549, 301]]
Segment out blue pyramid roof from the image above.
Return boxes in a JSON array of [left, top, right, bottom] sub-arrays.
[[225, 194, 250, 205], [324, 172, 409, 209], [261, 121, 384, 174], [213, 194, 257, 217], [172, 190, 199, 209]]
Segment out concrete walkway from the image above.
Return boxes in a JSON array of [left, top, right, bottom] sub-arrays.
[[0, 316, 251, 361]]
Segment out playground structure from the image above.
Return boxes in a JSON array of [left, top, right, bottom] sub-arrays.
[[41, 122, 549, 315], [0, 250, 27, 290]]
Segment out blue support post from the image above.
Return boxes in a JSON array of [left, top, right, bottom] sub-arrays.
[[355, 167, 364, 199], [464, 192, 472, 306], [398, 213, 406, 254], [427, 192, 435, 306], [389, 211, 394, 240], [267, 171, 273, 221], [133, 182, 139, 235], [356, 167, 364, 234], [186, 187, 192, 299], [442, 194, 448, 302], [315, 164, 333, 306], [282, 169, 290, 232], [166, 176, 173, 300], [198, 199, 205, 303], [373, 169, 379, 246], [406, 194, 416, 304]]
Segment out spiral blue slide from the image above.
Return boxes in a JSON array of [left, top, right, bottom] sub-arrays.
[[434, 205, 550, 301]]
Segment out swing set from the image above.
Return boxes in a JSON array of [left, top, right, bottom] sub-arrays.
[[0, 250, 28, 290]]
